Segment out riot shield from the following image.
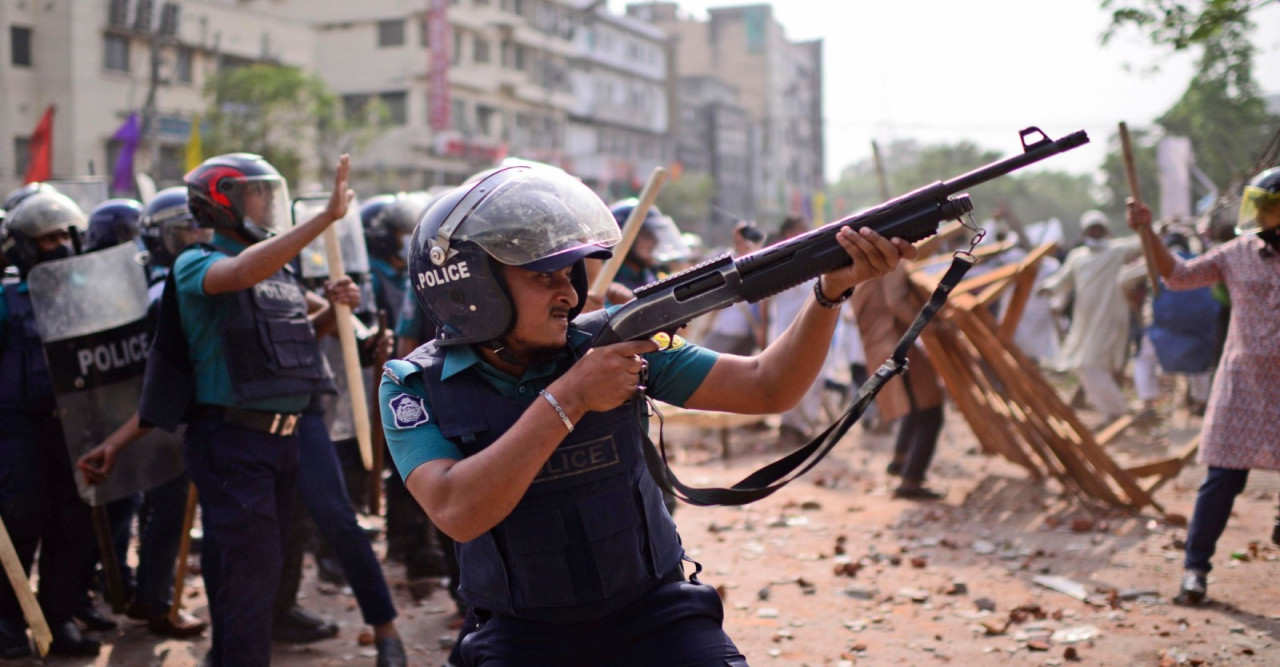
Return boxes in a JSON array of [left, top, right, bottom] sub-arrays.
[[293, 195, 369, 280], [43, 178, 110, 218], [26, 243, 184, 505]]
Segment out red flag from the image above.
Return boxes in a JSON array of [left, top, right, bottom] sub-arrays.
[[23, 105, 55, 183]]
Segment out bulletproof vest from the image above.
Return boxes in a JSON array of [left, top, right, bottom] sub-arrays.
[[0, 281, 56, 411], [406, 317, 682, 623], [204, 243, 337, 405]]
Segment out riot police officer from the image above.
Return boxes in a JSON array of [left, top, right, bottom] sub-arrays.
[[0, 190, 102, 657], [175, 152, 355, 666], [76, 186, 211, 638], [380, 164, 915, 664]]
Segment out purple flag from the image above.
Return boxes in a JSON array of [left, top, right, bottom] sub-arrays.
[[111, 112, 141, 194]]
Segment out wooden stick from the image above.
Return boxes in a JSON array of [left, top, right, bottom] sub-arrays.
[[91, 505, 127, 613], [324, 226, 374, 471], [871, 140, 891, 201], [0, 515, 51, 656], [589, 166, 667, 294], [1118, 121, 1162, 298], [168, 483, 198, 624], [368, 312, 388, 515]]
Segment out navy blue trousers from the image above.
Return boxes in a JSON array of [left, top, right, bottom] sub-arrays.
[[458, 578, 746, 666], [1184, 466, 1251, 573], [0, 409, 95, 624], [293, 413, 396, 625], [184, 414, 297, 667]]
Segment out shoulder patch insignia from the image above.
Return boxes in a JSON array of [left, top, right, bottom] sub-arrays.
[[388, 393, 430, 429]]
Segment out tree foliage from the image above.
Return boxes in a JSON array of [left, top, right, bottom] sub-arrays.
[[829, 140, 1099, 240], [1101, 0, 1280, 197], [203, 64, 386, 186]]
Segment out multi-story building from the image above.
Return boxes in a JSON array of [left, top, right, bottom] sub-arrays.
[[266, 0, 672, 199], [564, 3, 672, 202], [629, 2, 824, 226], [676, 75, 752, 243], [0, 0, 314, 195]]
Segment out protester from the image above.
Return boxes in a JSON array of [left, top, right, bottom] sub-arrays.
[[1127, 166, 1280, 605], [1040, 211, 1142, 420], [380, 163, 916, 664], [851, 262, 947, 499]]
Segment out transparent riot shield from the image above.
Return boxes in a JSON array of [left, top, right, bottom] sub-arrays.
[[293, 195, 369, 280], [26, 243, 184, 505], [43, 178, 111, 218]]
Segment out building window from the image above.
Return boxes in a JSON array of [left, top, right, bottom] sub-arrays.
[[450, 100, 467, 132], [380, 92, 408, 125], [451, 28, 462, 64], [174, 46, 194, 84], [14, 138, 30, 177], [378, 19, 406, 48], [343, 94, 372, 121], [476, 105, 496, 137], [10, 26, 33, 67], [104, 34, 130, 72], [473, 37, 490, 64], [157, 144, 185, 183]]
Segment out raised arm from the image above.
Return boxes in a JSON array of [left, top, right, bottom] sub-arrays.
[[684, 226, 915, 414], [202, 155, 353, 295]]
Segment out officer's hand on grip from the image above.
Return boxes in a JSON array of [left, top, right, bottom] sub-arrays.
[[826, 226, 919, 294], [77, 441, 122, 486], [550, 339, 659, 414], [325, 154, 355, 224]]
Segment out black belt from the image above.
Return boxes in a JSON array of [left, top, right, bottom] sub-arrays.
[[197, 405, 302, 436]]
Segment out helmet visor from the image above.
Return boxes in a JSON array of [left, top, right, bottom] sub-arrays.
[[460, 169, 620, 266], [227, 176, 292, 234], [647, 215, 691, 264], [1237, 185, 1280, 234], [158, 210, 210, 257]]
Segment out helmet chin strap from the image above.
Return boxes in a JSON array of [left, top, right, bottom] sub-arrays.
[[484, 339, 527, 368], [238, 220, 272, 244]]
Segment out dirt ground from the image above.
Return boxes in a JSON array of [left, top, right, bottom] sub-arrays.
[[12, 395, 1280, 666]]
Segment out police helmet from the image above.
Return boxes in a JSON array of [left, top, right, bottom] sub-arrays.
[[0, 190, 87, 275], [363, 193, 432, 260], [408, 165, 619, 347], [184, 153, 291, 242], [0, 182, 57, 228], [85, 198, 144, 251], [1237, 167, 1280, 234], [609, 198, 690, 265], [140, 186, 208, 269]]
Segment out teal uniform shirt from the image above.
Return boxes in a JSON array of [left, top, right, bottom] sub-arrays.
[[172, 233, 310, 412], [381, 325, 719, 482]]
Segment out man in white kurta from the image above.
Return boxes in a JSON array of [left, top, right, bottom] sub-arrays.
[[1040, 211, 1140, 419]]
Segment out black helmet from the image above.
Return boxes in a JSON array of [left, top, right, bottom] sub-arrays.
[[140, 186, 208, 268], [408, 165, 619, 347], [1238, 167, 1280, 234], [184, 153, 291, 242], [0, 190, 87, 276], [85, 198, 144, 251], [363, 193, 431, 260]]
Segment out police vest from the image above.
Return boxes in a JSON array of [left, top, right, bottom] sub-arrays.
[[0, 281, 55, 411], [405, 319, 682, 623], [203, 244, 336, 405]]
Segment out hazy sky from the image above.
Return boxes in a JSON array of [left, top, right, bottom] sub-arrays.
[[613, 0, 1280, 180]]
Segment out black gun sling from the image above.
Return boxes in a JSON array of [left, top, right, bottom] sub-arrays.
[[639, 255, 974, 507]]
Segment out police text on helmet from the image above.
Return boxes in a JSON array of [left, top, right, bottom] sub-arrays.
[[416, 260, 471, 290]]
